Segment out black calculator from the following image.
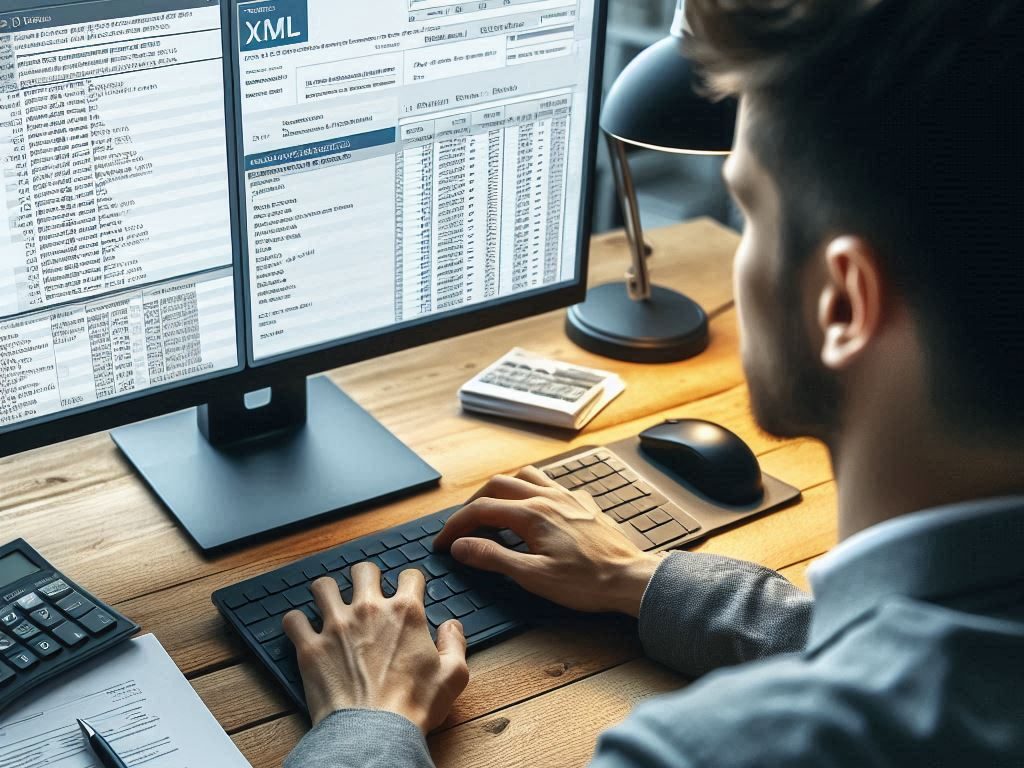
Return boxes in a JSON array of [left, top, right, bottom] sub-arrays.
[[0, 539, 139, 712]]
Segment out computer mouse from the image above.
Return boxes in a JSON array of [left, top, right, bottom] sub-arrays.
[[639, 419, 764, 505]]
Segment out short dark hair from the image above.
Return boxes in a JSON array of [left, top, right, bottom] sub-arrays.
[[687, 0, 1024, 438]]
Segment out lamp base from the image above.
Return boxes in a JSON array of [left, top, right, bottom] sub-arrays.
[[566, 282, 709, 363]]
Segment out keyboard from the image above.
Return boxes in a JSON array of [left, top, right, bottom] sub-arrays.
[[214, 446, 704, 712], [0, 539, 139, 713]]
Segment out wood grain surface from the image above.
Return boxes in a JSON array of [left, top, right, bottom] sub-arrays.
[[0, 219, 837, 767]]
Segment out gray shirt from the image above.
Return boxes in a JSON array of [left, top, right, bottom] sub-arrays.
[[285, 496, 1024, 767]]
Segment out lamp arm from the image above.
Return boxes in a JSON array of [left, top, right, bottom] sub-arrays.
[[606, 132, 652, 301]]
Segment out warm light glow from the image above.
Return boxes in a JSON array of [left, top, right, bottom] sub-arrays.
[[608, 132, 731, 156]]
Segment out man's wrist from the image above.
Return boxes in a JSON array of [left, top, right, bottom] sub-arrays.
[[605, 552, 665, 618]]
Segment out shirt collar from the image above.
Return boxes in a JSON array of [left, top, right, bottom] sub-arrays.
[[806, 495, 1024, 650]]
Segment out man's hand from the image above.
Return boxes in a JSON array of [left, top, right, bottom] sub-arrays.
[[433, 466, 664, 617], [282, 563, 469, 732]]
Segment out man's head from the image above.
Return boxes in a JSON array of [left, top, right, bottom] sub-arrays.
[[686, 0, 1024, 448]]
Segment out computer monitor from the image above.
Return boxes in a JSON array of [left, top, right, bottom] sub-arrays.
[[0, 0, 607, 550]]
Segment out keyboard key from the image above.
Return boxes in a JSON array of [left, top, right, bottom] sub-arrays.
[[621, 469, 639, 483], [400, 528, 423, 543], [383, 568, 404, 590], [595, 451, 611, 461], [633, 481, 654, 495], [0, 632, 16, 652], [545, 465, 570, 479], [282, 569, 308, 588], [9, 650, 37, 671], [56, 592, 95, 619], [646, 520, 687, 546], [631, 514, 658, 533], [37, 579, 73, 600], [676, 511, 702, 534], [426, 604, 454, 627], [443, 573, 470, 594], [381, 532, 406, 550], [563, 459, 583, 472], [241, 585, 267, 603], [258, 575, 289, 595], [236, 603, 270, 625], [80, 609, 117, 635], [647, 490, 669, 507], [361, 540, 386, 557], [0, 661, 13, 686], [380, 549, 408, 569], [16, 593, 43, 611], [421, 518, 444, 535], [591, 462, 613, 479], [52, 621, 89, 647], [303, 564, 327, 581], [250, 615, 285, 643], [1, 608, 21, 628], [648, 508, 673, 526], [263, 636, 292, 662], [279, 655, 300, 683], [30, 606, 63, 628], [283, 586, 312, 608], [331, 572, 351, 591], [597, 494, 619, 511], [467, 591, 494, 609], [426, 580, 454, 603], [222, 591, 248, 610], [421, 555, 451, 578], [606, 458, 625, 471], [459, 605, 517, 637], [261, 594, 291, 616], [12, 621, 40, 642], [578, 453, 600, 467], [574, 467, 598, 483], [616, 485, 644, 504], [618, 523, 653, 551], [443, 595, 474, 618], [400, 542, 430, 561], [630, 498, 658, 515], [29, 635, 61, 658], [322, 556, 348, 573]]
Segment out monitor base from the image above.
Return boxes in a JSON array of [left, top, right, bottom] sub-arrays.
[[111, 375, 441, 553]]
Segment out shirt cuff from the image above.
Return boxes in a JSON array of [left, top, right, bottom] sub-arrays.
[[284, 709, 434, 768]]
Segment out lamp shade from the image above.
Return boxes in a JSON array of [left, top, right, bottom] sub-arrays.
[[600, 34, 736, 154]]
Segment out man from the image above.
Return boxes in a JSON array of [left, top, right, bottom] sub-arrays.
[[282, 0, 1024, 765]]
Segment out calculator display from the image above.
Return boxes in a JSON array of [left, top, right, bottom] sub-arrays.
[[0, 551, 39, 587]]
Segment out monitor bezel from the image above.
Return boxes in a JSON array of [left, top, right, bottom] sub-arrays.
[[0, 0, 608, 459]]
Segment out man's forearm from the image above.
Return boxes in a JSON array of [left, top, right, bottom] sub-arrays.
[[638, 552, 813, 677], [284, 710, 435, 768]]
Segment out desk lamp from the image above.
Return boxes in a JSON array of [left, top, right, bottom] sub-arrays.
[[567, 0, 736, 362]]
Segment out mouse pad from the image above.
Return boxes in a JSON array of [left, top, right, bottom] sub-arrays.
[[534, 438, 803, 551]]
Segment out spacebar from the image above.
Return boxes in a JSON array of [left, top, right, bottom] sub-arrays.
[[460, 606, 516, 637]]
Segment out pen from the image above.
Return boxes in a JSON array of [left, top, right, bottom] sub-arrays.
[[77, 718, 129, 768]]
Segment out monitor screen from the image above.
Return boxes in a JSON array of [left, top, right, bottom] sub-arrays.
[[0, 0, 602, 444], [234, 0, 596, 364], [0, 0, 242, 433]]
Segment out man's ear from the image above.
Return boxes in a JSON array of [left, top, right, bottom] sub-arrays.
[[817, 236, 885, 370]]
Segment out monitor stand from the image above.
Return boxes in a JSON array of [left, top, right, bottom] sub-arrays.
[[111, 375, 441, 553]]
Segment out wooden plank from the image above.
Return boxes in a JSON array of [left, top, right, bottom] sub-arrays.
[[233, 659, 685, 768]]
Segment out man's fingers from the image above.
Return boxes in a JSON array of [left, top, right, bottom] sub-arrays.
[[449, 536, 534, 580], [515, 465, 561, 490], [436, 620, 469, 694], [396, 567, 426, 601], [467, 473, 559, 504], [282, 609, 317, 647], [351, 561, 383, 602], [434, 497, 534, 551], [311, 576, 346, 623]]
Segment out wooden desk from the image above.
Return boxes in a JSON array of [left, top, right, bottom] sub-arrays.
[[1, 219, 837, 767]]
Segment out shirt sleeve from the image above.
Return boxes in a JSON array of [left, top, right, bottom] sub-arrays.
[[284, 710, 435, 768], [637, 552, 813, 677]]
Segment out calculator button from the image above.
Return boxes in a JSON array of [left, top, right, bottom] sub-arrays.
[[29, 635, 61, 658], [38, 579, 73, 600], [12, 620, 40, 642], [30, 606, 63, 628], [0, 632, 16, 652], [15, 593, 43, 611], [52, 621, 89, 647], [9, 649, 37, 670], [56, 592, 96, 619], [79, 609, 117, 635], [0, 660, 14, 685], [0, 608, 19, 628]]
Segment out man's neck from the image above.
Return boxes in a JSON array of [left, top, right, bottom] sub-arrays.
[[830, 422, 1024, 541]]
